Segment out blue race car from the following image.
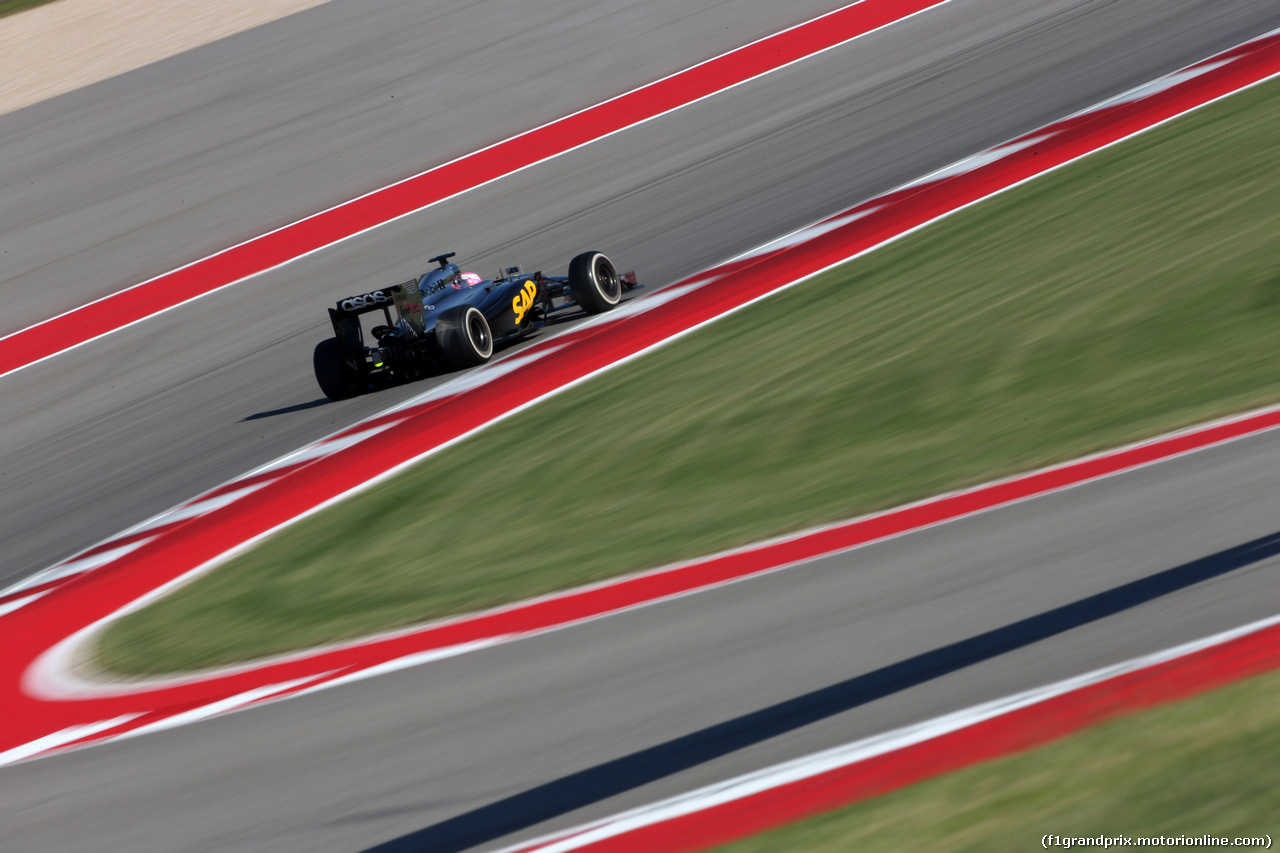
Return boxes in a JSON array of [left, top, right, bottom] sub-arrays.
[[313, 250, 637, 400]]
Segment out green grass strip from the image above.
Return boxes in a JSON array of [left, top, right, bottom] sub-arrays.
[[98, 76, 1280, 675], [0, 0, 59, 19], [713, 669, 1280, 852]]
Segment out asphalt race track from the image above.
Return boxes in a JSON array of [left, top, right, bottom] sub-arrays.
[[3, 0, 1280, 850]]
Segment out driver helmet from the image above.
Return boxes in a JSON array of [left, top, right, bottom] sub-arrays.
[[460, 272, 483, 287]]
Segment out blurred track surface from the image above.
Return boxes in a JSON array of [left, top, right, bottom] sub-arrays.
[[2, 0, 1280, 850]]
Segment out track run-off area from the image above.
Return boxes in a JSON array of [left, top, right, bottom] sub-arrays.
[[5, 2, 1280, 851], [4, 13, 1280, 777]]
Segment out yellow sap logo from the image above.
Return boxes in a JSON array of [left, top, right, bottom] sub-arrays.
[[512, 281, 538, 324]]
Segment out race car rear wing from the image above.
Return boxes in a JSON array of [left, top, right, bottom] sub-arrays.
[[331, 282, 414, 318], [328, 280, 416, 357]]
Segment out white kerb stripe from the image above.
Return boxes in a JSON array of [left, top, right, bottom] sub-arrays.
[[0, 591, 51, 618], [112, 677, 322, 742], [0, 715, 142, 767]]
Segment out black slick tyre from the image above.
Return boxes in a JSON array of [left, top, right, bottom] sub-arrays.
[[313, 337, 360, 400], [568, 251, 622, 314], [437, 305, 494, 369]]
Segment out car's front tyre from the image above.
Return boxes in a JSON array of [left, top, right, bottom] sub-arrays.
[[568, 251, 622, 314]]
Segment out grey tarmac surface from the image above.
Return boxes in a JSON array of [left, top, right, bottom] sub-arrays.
[[3, 0, 1280, 850], [2, 0, 1275, 587], [6, 415, 1280, 851], [0, 0, 840, 585]]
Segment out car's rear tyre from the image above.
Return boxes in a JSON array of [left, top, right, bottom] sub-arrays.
[[568, 251, 622, 314], [314, 337, 361, 400], [437, 305, 494, 369]]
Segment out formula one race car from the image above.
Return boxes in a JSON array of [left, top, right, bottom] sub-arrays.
[[313, 250, 638, 400]]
